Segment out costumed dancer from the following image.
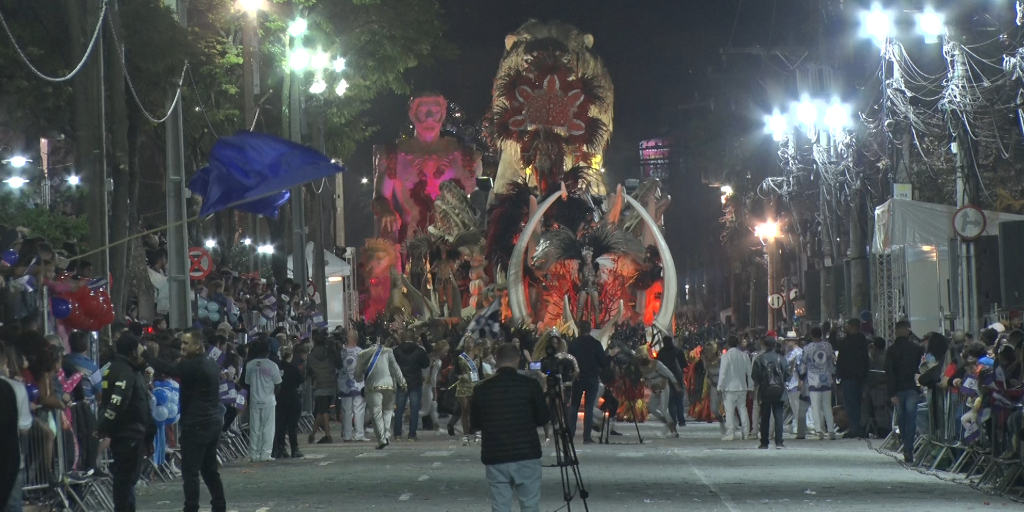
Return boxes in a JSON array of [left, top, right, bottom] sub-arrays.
[[355, 338, 407, 450], [454, 335, 483, 445], [638, 347, 681, 437]]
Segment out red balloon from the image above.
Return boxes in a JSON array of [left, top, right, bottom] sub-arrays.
[[82, 291, 104, 317]]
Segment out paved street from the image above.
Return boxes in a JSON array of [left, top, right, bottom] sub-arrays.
[[133, 420, 1009, 512]]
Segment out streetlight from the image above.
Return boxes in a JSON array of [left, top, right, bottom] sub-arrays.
[[861, 4, 892, 43], [3, 177, 27, 189], [720, 185, 734, 195], [205, 239, 217, 249], [67, 175, 80, 186], [916, 7, 944, 44], [289, 47, 310, 71], [257, 244, 274, 255], [288, 18, 307, 37], [242, 238, 252, 246], [335, 79, 349, 97], [236, 0, 264, 12], [795, 95, 818, 129], [764, 109, 787, 141], [309, 78, 327, 94], [824, 101, 849, 132], [4, 156, 30, 168], [311, 49, 331, 70], [360, 176, 369, 184], [333, 57, 346, 73], [756, 220, 781, 330]]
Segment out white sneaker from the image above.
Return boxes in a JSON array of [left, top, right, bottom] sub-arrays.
[[722, 435, 734, 441], [461, 436, 469, 446], [829, 432, 836, 441]]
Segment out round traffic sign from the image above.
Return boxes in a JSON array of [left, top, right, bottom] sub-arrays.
[[952, 205, 986, 241], [188, 247, 214, 280], [306, 279, 316, 298], [767, 293, 785, 310]]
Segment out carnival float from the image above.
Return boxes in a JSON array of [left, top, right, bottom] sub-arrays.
[[356, 20, 677, 420]]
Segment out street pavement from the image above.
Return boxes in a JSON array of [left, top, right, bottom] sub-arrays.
[[136, 420, 1008, 511]]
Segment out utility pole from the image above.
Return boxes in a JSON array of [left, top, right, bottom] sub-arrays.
[[947, 39, 979, 334], [848, 178, 870, 317], [767, 238, 778, 331], [289, 37, 308, 295], [164, 0, 191, 329], [311, 105, 328, 321], [242, 6, 260, 274], [820, 185, 837, 323]]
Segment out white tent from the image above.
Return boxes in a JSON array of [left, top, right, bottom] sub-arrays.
[[872, 198, 1024, 254], [287, 242, 355, 328], [286, 242, 352, 279]]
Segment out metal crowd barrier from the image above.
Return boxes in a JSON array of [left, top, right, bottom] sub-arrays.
[[880, 387, 1024, 497]]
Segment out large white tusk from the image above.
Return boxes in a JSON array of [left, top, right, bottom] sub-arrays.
[[623, 195, 676, 335], [508, 183, 567, 325]]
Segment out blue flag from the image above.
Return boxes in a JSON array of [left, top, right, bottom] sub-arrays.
[[188, 132, 344, 218]]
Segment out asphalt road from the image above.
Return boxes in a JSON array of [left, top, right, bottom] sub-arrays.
[[135, 420, 1008, 511]]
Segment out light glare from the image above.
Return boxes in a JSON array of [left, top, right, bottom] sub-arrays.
[[4, 177, 27, 189], [288, 18, 307, 37], [824, 102, 849, 131], [309, 78, 327, 94], [764, 109, 787, 140], [796, 96, 818, 128], [67, 175, 80, 185], [863, 4, 891, 41], [335, 79, 349, 97], [311, 50, 331, 70], [205, 239, 217, 249], [755, 221, 780, 241], [7, 156, 29, 168], [289, 47, 310, 71], [333, 57, 346, 73], [917, 8, 944, 43]]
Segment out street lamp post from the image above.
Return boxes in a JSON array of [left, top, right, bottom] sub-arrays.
[[239, 0, 263, 276], [756, 221, 780, 331]]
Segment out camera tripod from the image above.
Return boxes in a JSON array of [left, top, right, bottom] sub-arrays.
[[547, 378, 589, 512], [598, 391, 644, 445]]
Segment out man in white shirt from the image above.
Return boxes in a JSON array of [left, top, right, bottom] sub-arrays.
[[785, 336, 810, 439], [245, 338, 282, 462], [1, 345, 32, 511], [717, 336, 752, 441]]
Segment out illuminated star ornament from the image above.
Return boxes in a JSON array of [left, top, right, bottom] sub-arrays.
[[509, 75, 587, 135]]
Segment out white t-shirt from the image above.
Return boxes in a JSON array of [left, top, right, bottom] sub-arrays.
[[245, 358, 282, 407], [3, 376, 32, 469]]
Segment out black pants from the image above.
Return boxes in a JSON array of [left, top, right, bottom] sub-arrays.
[[222, 407, 238, 433], [110, 437, 145, 512], [759, 399, 785, 447], [274, 401, 300, 453], [180, 424, 226, 512], [570, 378, 599, 441]]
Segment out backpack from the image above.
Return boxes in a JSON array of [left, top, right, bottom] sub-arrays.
[[761, 357, 785, 402]]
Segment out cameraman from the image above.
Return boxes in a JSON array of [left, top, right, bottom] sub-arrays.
[[534, 333, 578, 443], [568, 322, 608, 444], [470, 343, 549, 512]]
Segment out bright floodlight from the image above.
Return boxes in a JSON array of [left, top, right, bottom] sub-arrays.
[[205, 239, 216, 248], [288, 18, 307, 37], [242, 238, 252, 246], [288, 47, 310, 71], [257, 244, 274, 255], [237, 0, 264, 13], [917, 8, 944, 43], [7, 156, 29, 168], [796, 96, 818, 128], [335, 79, 349, 97], [824, 101, 849, 131], [67, 175, 80, 185], [4, 177, 27, 189], [333, 57, 346, 73], [764, 109, 787, 141], [863, 4, 892, 41], [360, 176, 369, 184], [311, 50, 331, 70], [755, 221, 780, 241], [309, 78, 327, 94], [721, 185, 734, 195]]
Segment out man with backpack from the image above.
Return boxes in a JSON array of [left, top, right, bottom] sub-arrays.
[[751, 336, 791, 449]]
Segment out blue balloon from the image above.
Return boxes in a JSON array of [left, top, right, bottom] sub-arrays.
[[167, 380, 180, 390], [1, 249, 18, 266], [149, 394, 156, 410], [166, 392, 179, 405], [25, 383, 39, 403], [198, 308, 209, 319], [197, 297, 208, 309], [51, 296, 72, 320], [153, 388, 170, 406], [207, 302, 220, 313], [208, 311, 221, 323], [153, 405, 169, 422], [165, 404, 178, 419]]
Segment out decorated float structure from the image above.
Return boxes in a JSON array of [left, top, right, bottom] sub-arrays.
[[357, 20, 677, 355]]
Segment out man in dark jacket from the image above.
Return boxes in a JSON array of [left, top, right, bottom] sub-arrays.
[[144, 329, 227, 512], [393, 333, 430, 440], [568, 321, 608, 443], [752, 336, 791, 449], [273, 346, 305, 459], [97, 334, 154, 512], [886, 331, 925, 464], [471, 343, 549, 512], [306, 332, 340, 444], [836, 318, 871, 438], [657, 336, 688, 427]]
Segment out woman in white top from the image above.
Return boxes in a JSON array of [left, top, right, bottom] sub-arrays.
[[420, 340, 447, 434]]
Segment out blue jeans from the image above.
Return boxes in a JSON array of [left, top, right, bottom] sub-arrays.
[[5, 469, 22, 512], [570, 378, 600, 441], [485, 458, 541, 512], [394, 386, 422, 439], [759, 399, 785, 446], [840, 379, 864, 436], [896, 389, 920, 457]]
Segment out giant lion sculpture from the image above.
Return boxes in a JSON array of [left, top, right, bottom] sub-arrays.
[[488, 20, 614, 198]]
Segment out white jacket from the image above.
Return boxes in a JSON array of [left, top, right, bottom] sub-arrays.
[[718, 347, 752, 392]]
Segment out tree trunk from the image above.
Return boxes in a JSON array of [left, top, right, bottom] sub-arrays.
[[127, 99, 154, 322], [107, 0, 131, 319]]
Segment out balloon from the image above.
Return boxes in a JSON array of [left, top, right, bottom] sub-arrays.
[[1, 249, 18, 266], [166, 392, 179, 405], [198, 308, 209, 319], [81, 290, 104, 317], [149, 394, 156, 410], [25, 383, 39, 403], [206, 302, 220, 313], [164, 404, 178, 419], [51, 296, 72, 320], [153, 405, 169, 422], [166, 380, 180, 391], [198, 298, 208, 309], [153, 387, 170, 406], [208, 311, 221, 323]]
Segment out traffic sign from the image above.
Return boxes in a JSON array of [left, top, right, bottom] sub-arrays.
[[767, 293, 785, 310], [952, 205, 986, 241], [307, 279, 317, 298], [188, 247, 214, 280]]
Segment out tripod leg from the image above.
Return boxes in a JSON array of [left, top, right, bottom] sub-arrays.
[[629, 399, 643, 444]]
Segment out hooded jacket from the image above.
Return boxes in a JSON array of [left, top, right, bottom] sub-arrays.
[[97, 354, 154, 441], [145, 351, 225, 432], [307, 344, 340, 392]]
